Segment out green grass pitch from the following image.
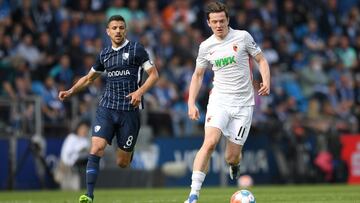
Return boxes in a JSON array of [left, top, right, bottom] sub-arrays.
[[0, 184, 359, 203]]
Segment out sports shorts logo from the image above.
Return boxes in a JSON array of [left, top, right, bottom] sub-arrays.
[[94, 125, 101, 132]]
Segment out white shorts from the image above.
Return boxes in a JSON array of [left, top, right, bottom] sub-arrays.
[[204, 103, 254, 145]]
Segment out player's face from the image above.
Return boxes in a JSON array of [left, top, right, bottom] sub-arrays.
[[107, 20, 127, 47], [207, 12, 229, 39]]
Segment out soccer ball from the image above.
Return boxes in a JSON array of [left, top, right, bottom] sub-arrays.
[[230, 189, 256, 203]]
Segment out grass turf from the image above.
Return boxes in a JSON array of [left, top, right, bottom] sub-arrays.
[[0, 184, 359, 203]]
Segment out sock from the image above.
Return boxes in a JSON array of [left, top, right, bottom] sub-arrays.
[[86, 154, 100, 199], [189, 171, 206, 196]]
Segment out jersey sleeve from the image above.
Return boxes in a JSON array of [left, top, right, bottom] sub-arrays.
[[244, 31, 262, 57], [137, 44, 155, 71], [196, 43, 211, 68], [141, 60, 155, 71], [136, 44, 150, 65], [92, 52, 105, 72]]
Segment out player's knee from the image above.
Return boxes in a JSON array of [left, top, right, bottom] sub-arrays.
[[90, 147, 105, 156], [90, 140, 107, 156], [116, 157, 130, 168], [116, 160, 130, 168], [202, 142, 217, 153]]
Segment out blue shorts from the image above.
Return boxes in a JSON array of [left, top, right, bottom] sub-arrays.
[[92, 106, 140, 152]]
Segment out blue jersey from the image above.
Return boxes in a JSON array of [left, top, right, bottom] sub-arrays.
[[92, 40, 150, 111]]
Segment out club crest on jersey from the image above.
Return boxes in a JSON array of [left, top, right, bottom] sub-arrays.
[[122, 53, 129, 60], [233, 45, 238, 52]]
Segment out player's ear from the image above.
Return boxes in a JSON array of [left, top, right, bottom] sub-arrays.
[[106, 28, 110, 36], [207, 20, 211, 27]]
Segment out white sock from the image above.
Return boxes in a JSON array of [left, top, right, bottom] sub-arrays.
[[189, 171, 206, 196]]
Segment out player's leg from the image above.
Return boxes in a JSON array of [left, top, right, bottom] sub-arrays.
[[225, 105, 253, 180], [116, 149, 133, 168], [80, 107, 115, 203], [185, 126, 222, 203], [115, 110, 140, 168], [85, 137, 107, 198], [225, 141, 243, 180], [185, 103, 229, 203], [79, 137, 108, 203]]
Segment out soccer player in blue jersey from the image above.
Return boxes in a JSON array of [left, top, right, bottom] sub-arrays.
[[58, 15, 159, 203]]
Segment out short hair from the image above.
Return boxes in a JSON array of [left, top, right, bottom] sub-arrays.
[[205, 1, 229, 20], [107, 15, 126, 27]]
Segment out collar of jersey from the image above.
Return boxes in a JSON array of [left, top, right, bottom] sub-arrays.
[[112, 39, 129, 51]]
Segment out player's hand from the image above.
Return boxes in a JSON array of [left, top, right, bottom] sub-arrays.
[[258, 83, 270, 96], [126, 91, 142, 107], [188, 104, 200, 120], [58, 90, 72, 101]]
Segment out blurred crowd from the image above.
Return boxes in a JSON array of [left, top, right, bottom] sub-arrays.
[[0, 0, 360, 183]]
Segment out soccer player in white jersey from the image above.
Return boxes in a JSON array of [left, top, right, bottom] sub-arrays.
[[184, 2, 270, 203]]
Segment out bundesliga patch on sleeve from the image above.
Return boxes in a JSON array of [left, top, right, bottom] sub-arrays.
[[252, 41, 258, 48]]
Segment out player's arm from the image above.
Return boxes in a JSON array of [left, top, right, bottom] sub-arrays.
[[188, 67, 206, 120], [127, 65, 159, 107], [58, 70, 101, 101], [254, 53, 270, 96], [244, 31, 270, 96]]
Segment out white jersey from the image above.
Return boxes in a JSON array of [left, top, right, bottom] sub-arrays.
[[196, 28, 261, 106]]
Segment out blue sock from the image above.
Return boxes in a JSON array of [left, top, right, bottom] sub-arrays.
[[86, 154, 100, 199]]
